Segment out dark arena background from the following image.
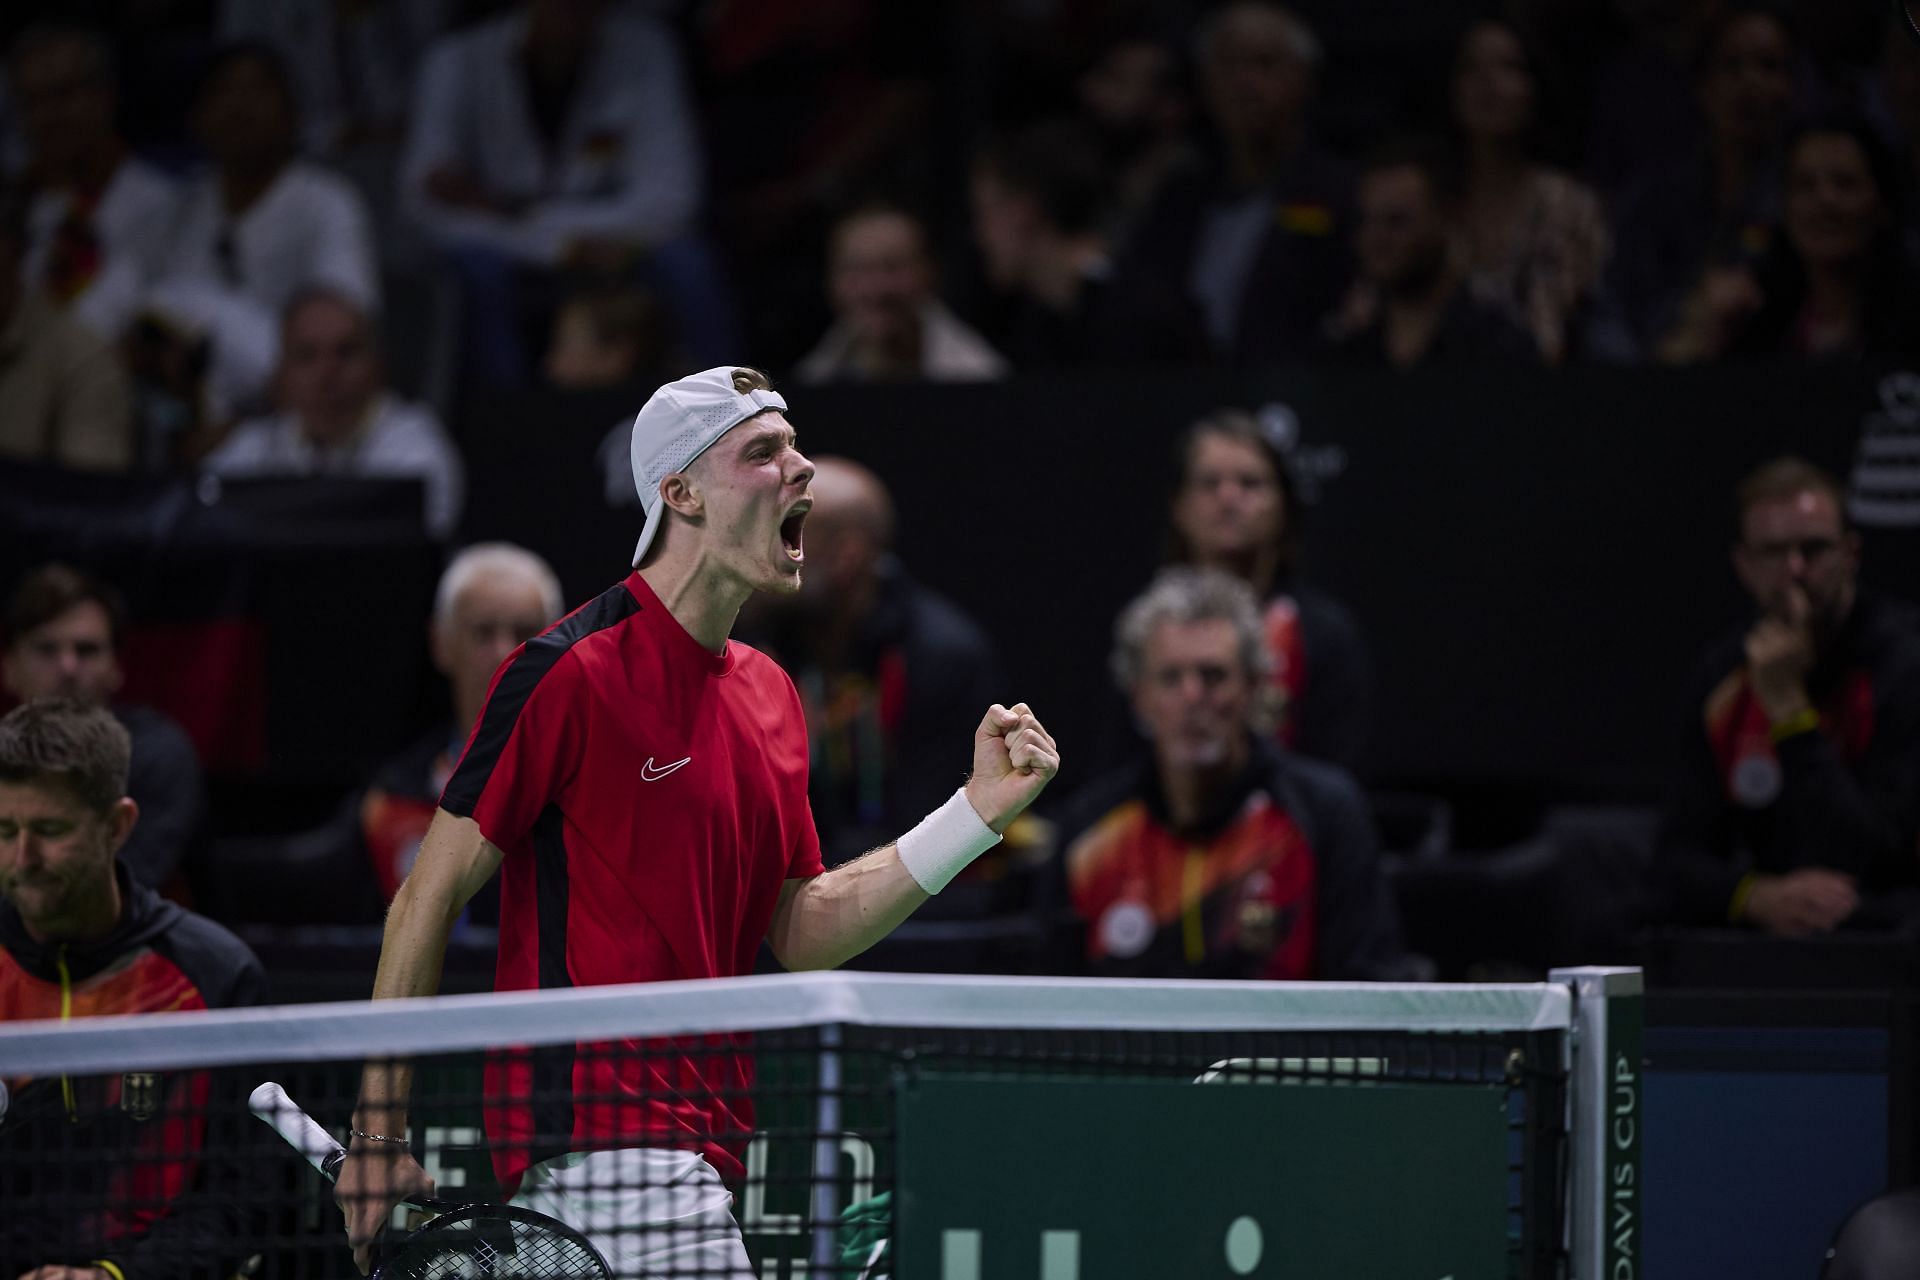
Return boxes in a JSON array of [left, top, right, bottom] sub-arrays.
[[2, 2, 1919, 1278]]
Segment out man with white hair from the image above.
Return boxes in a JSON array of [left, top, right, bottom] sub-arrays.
[[355, 543, 564, 908], [337, 366, 1059, 1278], [1053, 567, 1402, 980]]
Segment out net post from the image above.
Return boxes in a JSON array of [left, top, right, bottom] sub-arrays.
[[810, 1022, 844, 1271], [1550, 966, 1644, 1280]]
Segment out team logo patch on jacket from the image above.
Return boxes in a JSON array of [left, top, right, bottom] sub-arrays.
[[121, 1071, 160, 1121]]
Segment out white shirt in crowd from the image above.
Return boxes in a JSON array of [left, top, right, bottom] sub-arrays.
[[795, 303, 1010, 385], [23, 157, 180, 340], [147, 160, 380, 416], [203, 392, 464, 539], [160, 159, 379, 314], [399, 5, 700, 264]]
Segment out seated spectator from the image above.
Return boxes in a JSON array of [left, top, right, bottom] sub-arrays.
[[972, 118, 1207, 369], [400, 0, 731, 382], [217, 0, 452, 156], [1119, 2, 1350, 364], [695, 0, 934, 367], [795, 203, 1006, 384], [7, 23, 179, 341], [1659, 118, 1920, 362], [201, 288, 464, 539], [0, 698, 266, 1280], [1164, 411, 1372, 770], [3, 566, 204, 892], [738, 457, 1002, 867], [0, 183, 134, 469], [361, 542, 563, 909], [1655, 458, 1920, 934], [144, 42, 379, 422], [1449, 19, 1610, 365], [1072, 28, 1195, 242], [1599, 8, 1799, 360], [544, 283, 668, 389], [1322, 143, 1535, 367], [1050, 568, 1405, 979]]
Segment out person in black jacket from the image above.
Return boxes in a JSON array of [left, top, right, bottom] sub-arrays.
[[1049, 568, 1404, 980], [1114, 2, 1350, 364], [1657, 457, 1920, 933], [739, 457, 1004, 870], [3, 564, 205, 892], [1658, 119, 1920, 364], [969, 117, 1208, 370], [0, 698, 268, 1280]]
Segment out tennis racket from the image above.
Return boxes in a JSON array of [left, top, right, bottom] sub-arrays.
[[248, 1082, 612, 1280]]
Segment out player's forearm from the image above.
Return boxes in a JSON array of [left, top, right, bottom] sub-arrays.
[[352, 881, 456, 1129], [768, 847, 929, 971], [356, 813, 495, 1128]]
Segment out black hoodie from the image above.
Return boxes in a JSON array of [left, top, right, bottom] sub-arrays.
[[1657, 592, 1920, 924], [1, 863, 268, 1280]]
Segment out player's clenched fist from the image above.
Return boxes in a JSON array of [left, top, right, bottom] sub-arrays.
[[964, 702, 1060, 833]]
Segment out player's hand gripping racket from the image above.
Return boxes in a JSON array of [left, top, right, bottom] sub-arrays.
[[249, 1082, 612, 1280]]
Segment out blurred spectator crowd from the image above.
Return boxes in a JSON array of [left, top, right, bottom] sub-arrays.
[[5, 0, 1920, 496], [2, 0, 1919, 986]]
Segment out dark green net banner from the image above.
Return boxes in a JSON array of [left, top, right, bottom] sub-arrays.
[[895, 1074, 1511, 1280]]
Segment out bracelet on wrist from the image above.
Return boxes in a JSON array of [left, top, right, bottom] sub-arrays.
[[350, 1128, 410, 1147]]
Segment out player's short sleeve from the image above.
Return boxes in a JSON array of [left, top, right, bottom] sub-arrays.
[[441, 639, 586, 851], [787, 796, 825, 880]]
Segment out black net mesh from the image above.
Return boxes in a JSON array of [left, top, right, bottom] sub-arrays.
[[1, 994, 1572, 1280]]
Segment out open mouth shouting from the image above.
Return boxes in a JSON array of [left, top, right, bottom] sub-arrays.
[[779, 498, 811, 563]]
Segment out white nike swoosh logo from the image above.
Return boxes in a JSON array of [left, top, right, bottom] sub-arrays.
[[640, 755, 691, 782]]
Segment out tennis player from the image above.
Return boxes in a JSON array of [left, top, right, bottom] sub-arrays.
[[337, 367, 1059, 1278]]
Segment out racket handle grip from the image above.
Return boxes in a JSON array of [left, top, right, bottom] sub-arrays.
[[250, 1081, 347, 1181]]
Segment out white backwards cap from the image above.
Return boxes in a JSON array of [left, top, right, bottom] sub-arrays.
[[628, 367, 788, 566]]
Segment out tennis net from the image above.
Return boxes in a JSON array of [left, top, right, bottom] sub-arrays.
[[0, 968, 1640, 1280]]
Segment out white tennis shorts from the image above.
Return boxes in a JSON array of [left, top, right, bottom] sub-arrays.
[[509, 1148, 756, 1280]]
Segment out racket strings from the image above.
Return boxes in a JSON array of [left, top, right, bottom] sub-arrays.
[[388, 1217, 605, 1280]]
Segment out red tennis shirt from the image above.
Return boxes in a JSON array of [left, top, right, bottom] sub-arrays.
[[440, 571, 824, 1192]]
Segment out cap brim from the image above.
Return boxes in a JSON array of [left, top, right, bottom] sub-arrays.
[[631, 502, 666, 568]]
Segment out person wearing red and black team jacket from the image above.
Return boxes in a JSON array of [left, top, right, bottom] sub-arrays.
[[0, 699, 268, 1280], [1657, 459, 1920, 935], [1046, 568, 1404, 980]]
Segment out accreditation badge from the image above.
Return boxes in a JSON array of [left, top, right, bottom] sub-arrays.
[[1730, 752, 1782, 808]]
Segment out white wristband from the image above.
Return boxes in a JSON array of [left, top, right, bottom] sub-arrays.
[[896, 788, 1001, 894]]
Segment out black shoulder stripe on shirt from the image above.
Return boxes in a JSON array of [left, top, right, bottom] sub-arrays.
[[441, 580, 641, 819]]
